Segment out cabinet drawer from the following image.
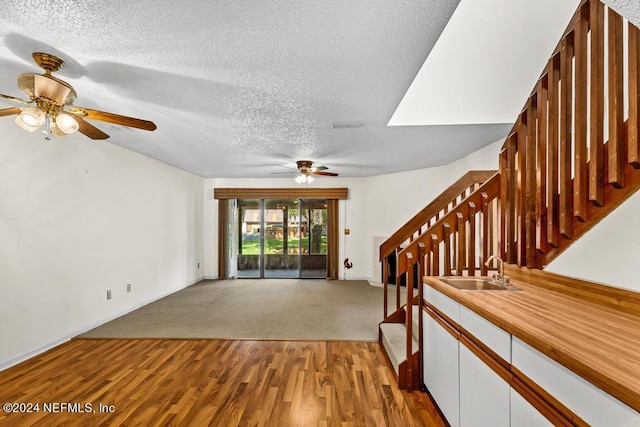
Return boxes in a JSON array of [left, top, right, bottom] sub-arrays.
[[512, 337, 640, 426], [423, 284, 459, 323], [460, 305, 510, 363]]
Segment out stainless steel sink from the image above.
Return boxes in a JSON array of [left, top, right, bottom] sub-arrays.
[[441, 278, 520, 291]]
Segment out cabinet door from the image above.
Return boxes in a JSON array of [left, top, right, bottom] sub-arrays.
[[512, 337, 640, 425], [510, 388, 553, 427], [423, 310, 460, 427], [459, 342, 509, 427]]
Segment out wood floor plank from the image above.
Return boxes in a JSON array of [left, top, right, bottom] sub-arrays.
[[0, 339, 438, 426]]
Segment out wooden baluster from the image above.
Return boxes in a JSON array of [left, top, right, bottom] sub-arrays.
[[396, 253, 401, 311], [559, 32, 574, 239], [608, 7, 625, 188], [456, 212, 466, 275], [525, 96, 538, 267], [489, 197, 497, 259], [536, 76, 548, 255], [506, 135, 518, 263], [431, 234, 440, 276], [499, 150, 507, 262], [482, 193, 491, 275], [417, 242, 425, 390], [574, 2, 589, 222], [443, 223, 452, 275], [590, 0, 605, 205], [468, 202, 477, 276], [517, 113, 527, 266], [405, 252, 414, 391], [629, 20, 640, 168], [452, 205, 458, 268], [383, 257, 389, 318], [418, 242, 426, 280], [548, 53, 561, 247], [495, 198, 501, 257], [425, 241, 431, 277]]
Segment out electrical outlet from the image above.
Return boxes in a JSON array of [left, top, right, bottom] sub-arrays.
[[107, 290, 112, 300], [127, 284, 131, 293], [197, 262, 200, 269]]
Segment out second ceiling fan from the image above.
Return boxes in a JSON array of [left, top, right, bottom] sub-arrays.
[[273, 160, 339, 183]]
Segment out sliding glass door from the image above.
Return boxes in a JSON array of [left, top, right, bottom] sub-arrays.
[[233, 198, 327, 278], [237, 199, 261, 278], [264, 199, 299, 278], [300, 199, 327, 278]]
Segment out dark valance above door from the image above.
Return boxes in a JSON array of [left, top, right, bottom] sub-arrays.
[[213, 188, 348, 200]]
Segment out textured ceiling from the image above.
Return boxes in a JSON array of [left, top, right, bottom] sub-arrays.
[[0, 1, 610, 178]]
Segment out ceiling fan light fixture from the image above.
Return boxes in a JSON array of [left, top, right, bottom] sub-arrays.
[[51, 122, 68, 137], [295, 173, 314, 184], [15, 107, 44, 131], [56, 113, 79, 134]]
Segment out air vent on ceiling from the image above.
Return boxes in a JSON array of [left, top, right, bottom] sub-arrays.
[[332, 121, 364, 129]]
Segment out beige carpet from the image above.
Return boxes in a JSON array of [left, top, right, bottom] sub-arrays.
[[80, 279, 401, 341]]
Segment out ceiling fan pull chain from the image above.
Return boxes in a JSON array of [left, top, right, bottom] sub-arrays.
[[42, 113, 51, 140]]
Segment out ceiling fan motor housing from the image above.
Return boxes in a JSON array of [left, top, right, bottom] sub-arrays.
[[296, 160, 313, 174]]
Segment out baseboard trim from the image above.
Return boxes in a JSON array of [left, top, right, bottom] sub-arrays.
[[0, 277, 203, 372]]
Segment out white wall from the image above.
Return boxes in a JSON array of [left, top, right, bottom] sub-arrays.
[[546, 190, 640, 293], [204, 139, 502, 282], [0, 126, 204, 369]]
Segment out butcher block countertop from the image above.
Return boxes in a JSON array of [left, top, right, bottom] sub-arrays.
[[423, 266, 640, 412]]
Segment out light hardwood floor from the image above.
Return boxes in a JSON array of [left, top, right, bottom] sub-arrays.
[[0, 339, 443, 426]]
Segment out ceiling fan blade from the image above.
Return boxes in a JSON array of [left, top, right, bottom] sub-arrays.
[[311, 165, 329, 171], [313, 171, 339, 177], [70, 107, 156, 131], [0, 93, 31, 104], [0, 107, 21, 117], [270, 171, 298, 175], [74, 115, 110, 140]]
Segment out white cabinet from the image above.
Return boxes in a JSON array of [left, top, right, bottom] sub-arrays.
[[459, 342, 510, 427], [423, 309, 460, 427], [459, 305, 511, 363], [422, 284, 640, 426], [510, 387, 553, 427], [512, 337, 640, 426], [424, 283, 459, 322]]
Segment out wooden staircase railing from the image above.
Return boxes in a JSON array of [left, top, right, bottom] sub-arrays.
[[500, 0, 640, 268], [397, 172, 501, 279], [380, 170, 497, 318], [388, 171, 502, 390]]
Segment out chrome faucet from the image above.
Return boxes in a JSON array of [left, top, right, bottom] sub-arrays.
[[485, 255, 509, 285]]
